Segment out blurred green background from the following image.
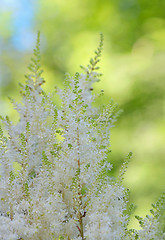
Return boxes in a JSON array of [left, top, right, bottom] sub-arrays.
[[0, 0, 165, 228]]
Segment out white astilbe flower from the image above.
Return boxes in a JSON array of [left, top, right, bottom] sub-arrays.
[[135, 193, 165, 240], [138, 216, 163, 240], [85, 184, 129, 240], [0, 216, 18, 240], [0, 32, 164, 240]]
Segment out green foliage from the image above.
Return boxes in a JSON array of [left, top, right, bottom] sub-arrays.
[[117, 152, 133, 184]]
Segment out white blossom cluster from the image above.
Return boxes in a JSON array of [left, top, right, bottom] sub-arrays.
[[0, 33, 164, 240]]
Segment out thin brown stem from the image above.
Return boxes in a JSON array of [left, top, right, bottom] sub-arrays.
[[76, 126, 86, 240]]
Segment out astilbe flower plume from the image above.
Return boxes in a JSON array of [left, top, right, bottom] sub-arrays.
[[0, 32, 164, 240]]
